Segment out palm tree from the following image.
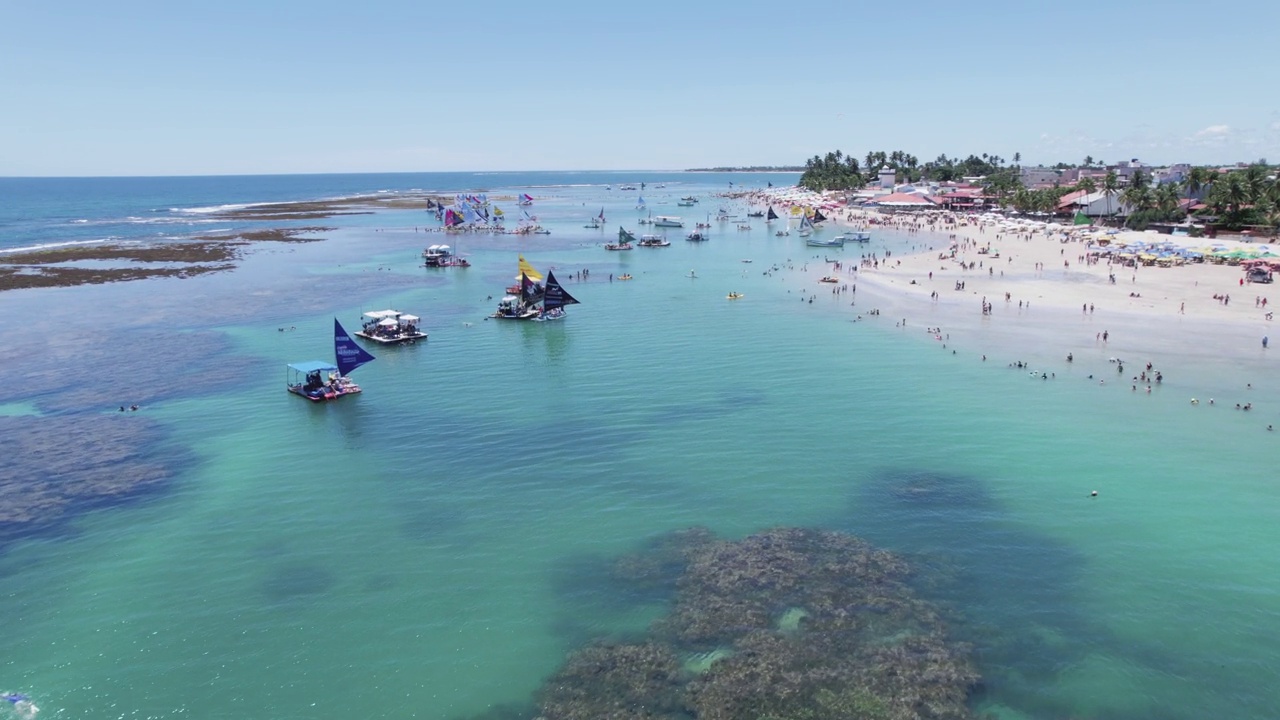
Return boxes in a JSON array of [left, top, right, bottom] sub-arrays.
[[1181, 166, 1210, 213], [1155, 184, 1181, 216], [1076, 177, 1097, 195], [1102, 170, 1119, 224]]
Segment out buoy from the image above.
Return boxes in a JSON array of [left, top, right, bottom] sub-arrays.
[[1090, 491, 1098, 497]]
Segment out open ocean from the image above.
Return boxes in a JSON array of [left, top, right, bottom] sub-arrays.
[[2, 171, 1279, 719]]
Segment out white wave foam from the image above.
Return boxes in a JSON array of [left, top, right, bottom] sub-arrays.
[[0, 239, 109, 254]]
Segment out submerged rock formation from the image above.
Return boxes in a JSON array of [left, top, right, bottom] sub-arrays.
[[528, 527, 980, 720]]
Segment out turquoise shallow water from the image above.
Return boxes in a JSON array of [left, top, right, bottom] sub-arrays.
[[2, 174, 1280, 719]]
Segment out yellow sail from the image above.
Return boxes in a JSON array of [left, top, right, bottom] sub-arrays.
[[516, 255, 544, 282]]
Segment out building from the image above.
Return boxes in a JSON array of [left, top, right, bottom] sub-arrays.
[[877, 168, 897, 189], [1019, 166, 1062, 188], [1058, 190, 1130, 218]]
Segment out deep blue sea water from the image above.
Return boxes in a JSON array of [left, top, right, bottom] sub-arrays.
[[2, 171, 1279, 719]]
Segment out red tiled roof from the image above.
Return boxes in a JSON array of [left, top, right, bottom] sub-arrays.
[[1056, 189, 1088, 209], [872, 192, 935, 205]]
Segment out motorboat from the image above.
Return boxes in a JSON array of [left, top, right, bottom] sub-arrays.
[[806, 236, 844, 248], [653, 216, 684, 228], [836, 231, 871, 243], [686, 232, 709, 242], [638, 234, 670, 247], [422, 244, 470, 267], [354, 310, 429, 344], [726, 292, 744, 300]]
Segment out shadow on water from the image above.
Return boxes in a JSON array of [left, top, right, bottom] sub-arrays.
[[646, 388, 768, 426], [260, 561, 338, 604], [835, 468, 1204, 720]]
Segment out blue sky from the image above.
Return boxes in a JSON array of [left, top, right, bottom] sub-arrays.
[[3, 0, 1277, 176]]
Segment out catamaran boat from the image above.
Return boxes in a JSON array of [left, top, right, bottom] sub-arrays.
[[422, 244, 469, 267], [638, 234, 670, 247], [653, 216, 684, 228], [355, 310, 428, 344], [287, 319, 375, 402]]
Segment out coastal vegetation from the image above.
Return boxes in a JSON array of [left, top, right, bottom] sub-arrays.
[[799, 147, 1279, 235], [516, 527, 979, 720]]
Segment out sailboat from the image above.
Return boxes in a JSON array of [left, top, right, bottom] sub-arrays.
[[797, 215, 814, 238], [536, 270, 580, 321], [636, 196, 646, 210], [494, 257, 545, 319], [812, 208, 828, 225], [765, 206, 779, 224], [286, 319, 376, 401], [606, 226, 635, 251], [518, 193, 534, 206]]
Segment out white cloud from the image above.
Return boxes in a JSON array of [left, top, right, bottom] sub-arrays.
[[1195, 124, 1231, 137]]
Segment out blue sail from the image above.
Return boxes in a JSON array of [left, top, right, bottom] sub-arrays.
[[334, 318, 376, 376]]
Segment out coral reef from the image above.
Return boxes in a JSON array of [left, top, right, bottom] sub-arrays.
[[522, 527, 979, 720]]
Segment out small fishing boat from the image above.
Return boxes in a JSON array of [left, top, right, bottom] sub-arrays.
[[681, 196, 698, 203], [287, 319, 375, 401], [686, 231, 709, 242], [617, 274, 633, 281], [746, 209, 764, 218], [819, 276, 840, 284], [677, 200, 695, 207], [355, 310, 428, 344], [838, 231, 871, 243], [639, 234, 670, 247], [726, 292, 744, 300], [806, 236, 844, 248], [606, 227, 636, 251]]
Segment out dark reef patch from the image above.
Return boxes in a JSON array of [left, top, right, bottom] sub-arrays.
[[0, 415, 178, 542], [0, 227, 329, 292], [261, 562, 337, 603], [484, 527, 979, 720]]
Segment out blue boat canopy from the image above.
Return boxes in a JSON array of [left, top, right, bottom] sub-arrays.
[[288, 361, 338, 373]]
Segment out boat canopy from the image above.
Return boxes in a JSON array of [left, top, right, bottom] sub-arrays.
[[364, 309, 400, 319], [398, 314, 420, 322], [378, 318, 398, 326], [288, 360, 338, 374]]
